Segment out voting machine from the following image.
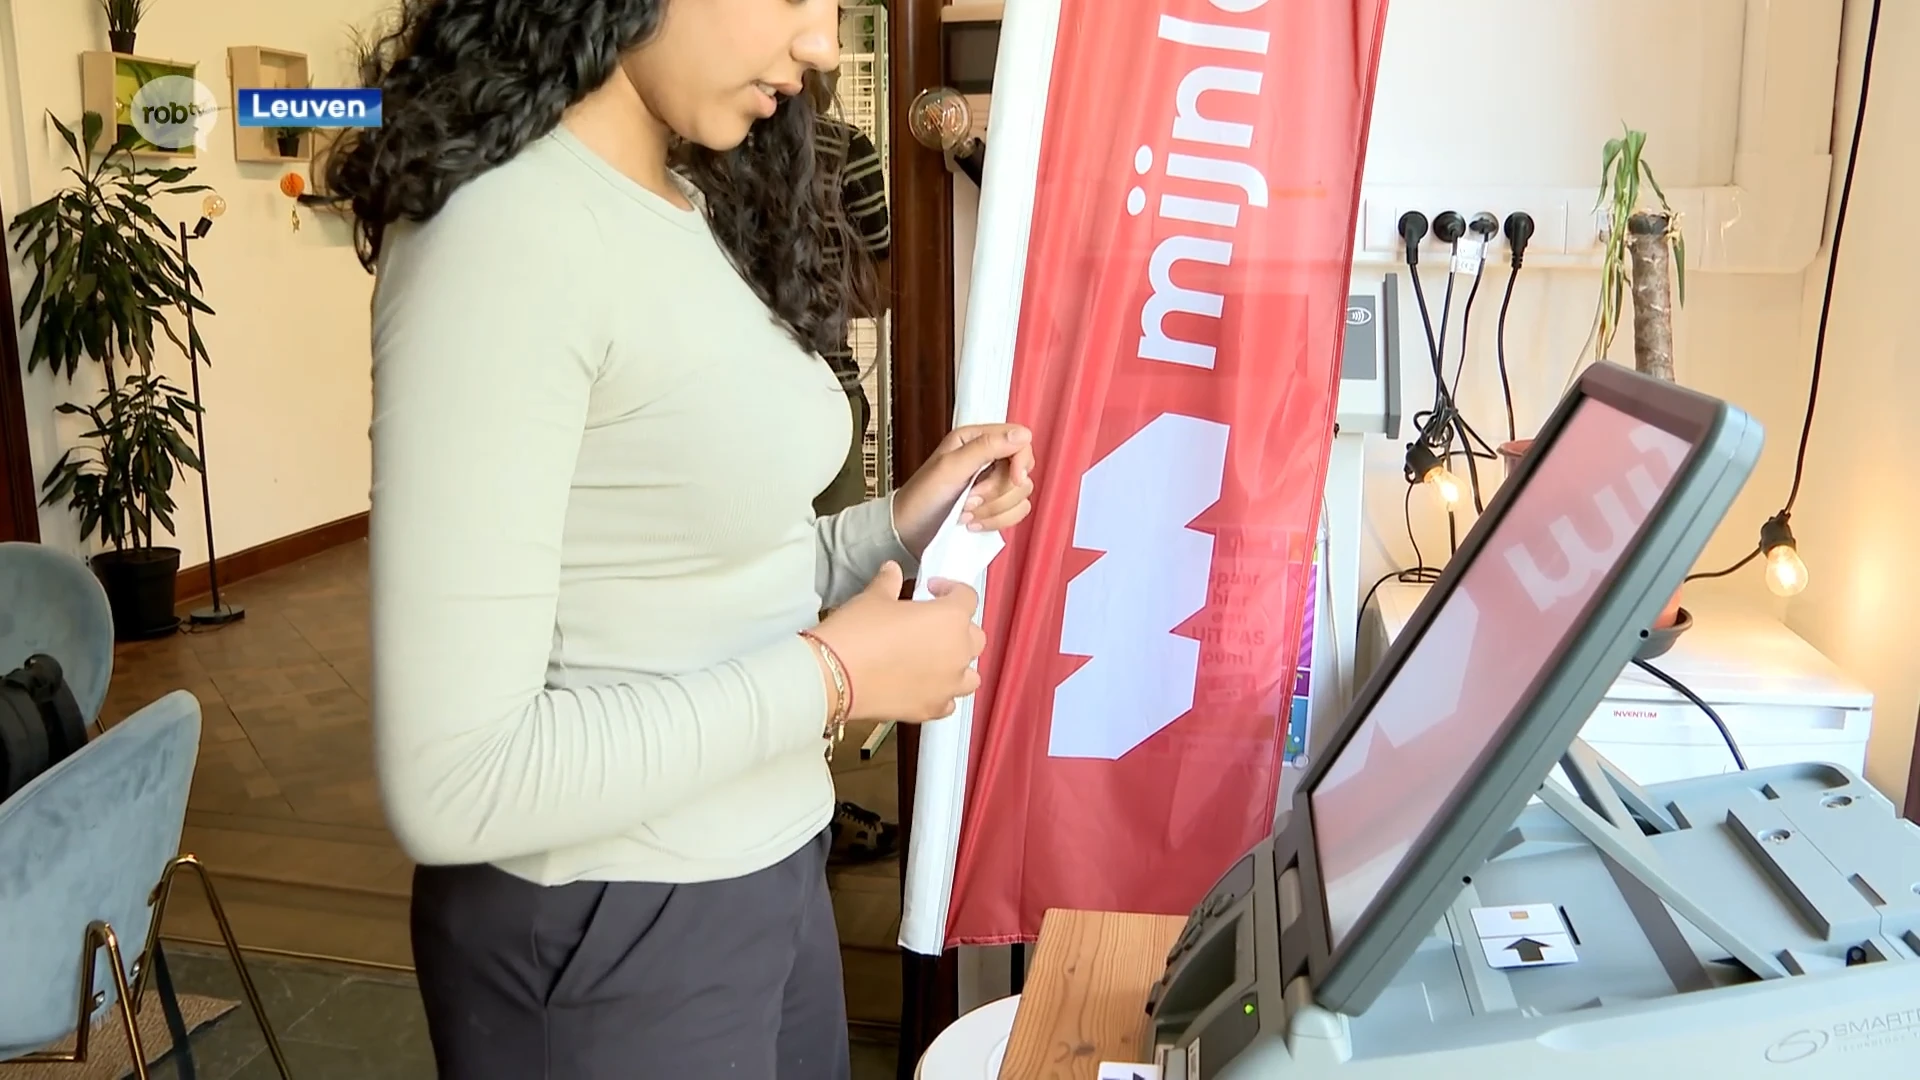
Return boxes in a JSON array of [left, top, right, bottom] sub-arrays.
[[1144, 363, 1920, 1077]]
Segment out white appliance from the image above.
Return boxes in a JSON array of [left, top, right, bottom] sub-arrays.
[[1279, 275, 1405, 810], [1320, 274, 1403, 720], [1356, 581, 1875, 785]]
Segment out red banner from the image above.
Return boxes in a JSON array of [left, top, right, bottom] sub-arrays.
[[944, 0, 1391, 946]]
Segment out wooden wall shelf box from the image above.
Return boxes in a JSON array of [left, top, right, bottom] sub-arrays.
[[227, 46, 312, 163], [79, 51, 197, 157]]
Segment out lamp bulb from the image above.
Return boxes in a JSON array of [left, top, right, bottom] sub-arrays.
[[907, 86, 973, 151], [1423, 465, 1464, 508], [1764, 544, 1808, 598], [201, 193, 227, 219]]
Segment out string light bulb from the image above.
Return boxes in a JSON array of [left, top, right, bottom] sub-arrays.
[[1404, 442, 1464, 508], [1759, 512, 1808, 598]]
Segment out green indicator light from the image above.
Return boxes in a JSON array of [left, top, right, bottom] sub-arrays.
[[1243, 1002, 1255, 1015]]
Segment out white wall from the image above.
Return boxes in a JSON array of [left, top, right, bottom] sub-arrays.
[[1782, 0, 1919, 801], [2, 0, 385, 565]]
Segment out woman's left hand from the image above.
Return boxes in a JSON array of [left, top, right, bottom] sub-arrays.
[[893, 424, 1036, 557]]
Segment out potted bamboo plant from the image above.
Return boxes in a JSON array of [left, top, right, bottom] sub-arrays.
[[1599, 128, 1688, 637], [8, 111, 212, 639], [100, 0, 154, 54], [1496, 128, 1690, 644], [1594, 127, 1686, 386]]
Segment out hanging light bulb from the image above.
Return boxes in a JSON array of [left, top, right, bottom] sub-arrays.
[[1759, 512, 1808, 598], [1765, 546, 1808, 597], [1426, 465, 1464, 508], [1404, 442, 1464, 508]]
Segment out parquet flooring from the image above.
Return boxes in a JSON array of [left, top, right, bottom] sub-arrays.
[[104, 540, 905, 1027]]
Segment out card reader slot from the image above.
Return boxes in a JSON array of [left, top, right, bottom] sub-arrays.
[[1151, 917, 1245, 1031]]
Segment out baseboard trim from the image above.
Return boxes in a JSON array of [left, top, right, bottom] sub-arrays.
[[176, 511, 368, 601]]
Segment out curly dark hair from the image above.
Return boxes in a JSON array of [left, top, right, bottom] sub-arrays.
[[323, 0, 867, 360]]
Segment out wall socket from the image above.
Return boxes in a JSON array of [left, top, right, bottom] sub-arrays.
[[1353, 193, 1614, 267]]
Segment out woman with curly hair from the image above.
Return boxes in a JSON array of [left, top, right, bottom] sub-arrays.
[[324, 1, 1035, 1075]]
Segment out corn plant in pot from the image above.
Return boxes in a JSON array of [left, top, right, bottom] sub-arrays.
[[8, 111, 211, 640]]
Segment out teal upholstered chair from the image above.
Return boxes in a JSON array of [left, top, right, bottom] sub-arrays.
[[0, 540, 115, 726], [0, 544, 292, 1078]]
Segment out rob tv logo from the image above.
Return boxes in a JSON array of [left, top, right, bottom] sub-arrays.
[[236, 88, 382, 128]]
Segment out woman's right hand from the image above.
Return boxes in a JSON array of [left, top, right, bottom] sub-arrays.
[[811, 561, 986, 722]]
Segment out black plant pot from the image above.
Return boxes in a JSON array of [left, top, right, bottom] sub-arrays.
[[109, 29, 136, 54], [92, 547, 182, 641], [276, 134, 302, 157]]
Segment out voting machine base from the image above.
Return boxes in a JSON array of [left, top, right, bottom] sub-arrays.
[[1146, 742, 1920, 1078]]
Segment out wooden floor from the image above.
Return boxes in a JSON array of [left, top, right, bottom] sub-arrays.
[[106, 540, 906, 1028]]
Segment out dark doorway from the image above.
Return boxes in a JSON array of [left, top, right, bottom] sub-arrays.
[[0, 186, 41, 542]]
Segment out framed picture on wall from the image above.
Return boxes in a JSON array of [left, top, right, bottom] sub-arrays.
[[79, 51, 204, 157]]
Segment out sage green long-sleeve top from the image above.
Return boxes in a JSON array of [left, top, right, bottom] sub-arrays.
[[367, 125, 914, 885]]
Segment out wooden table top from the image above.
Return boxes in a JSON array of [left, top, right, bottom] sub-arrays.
[[997, 909, 1187, 1080]]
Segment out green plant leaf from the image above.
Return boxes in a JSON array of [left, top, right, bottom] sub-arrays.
[[52, 112, 82, 164], [1639, 159, 1669, 211], [1672, 232, 1688, 306], [1597, 137, 1624, 209]]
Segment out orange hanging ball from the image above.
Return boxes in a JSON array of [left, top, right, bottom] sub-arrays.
[[279, 172, 306, 199]]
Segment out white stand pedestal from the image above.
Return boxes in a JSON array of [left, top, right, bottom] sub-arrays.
[[914, 994, 1021, 1080]]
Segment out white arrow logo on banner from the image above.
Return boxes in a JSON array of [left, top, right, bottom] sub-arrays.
[[1050, 413, 1230, 760]]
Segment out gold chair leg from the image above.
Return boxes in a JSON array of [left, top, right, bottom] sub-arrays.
[[100, 923, 151, 1080], [133, 854, 295, 1079], [14, 920, 149, 1077]]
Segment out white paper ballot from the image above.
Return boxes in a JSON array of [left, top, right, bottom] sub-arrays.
[[1468, 903, 1565, 941], [911, 467, 1006, 603], [1468, 904, 1577, 969], [1480, 931, 1578, 969]]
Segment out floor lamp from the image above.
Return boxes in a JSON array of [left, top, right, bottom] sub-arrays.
[[179, 196, 244, 626]]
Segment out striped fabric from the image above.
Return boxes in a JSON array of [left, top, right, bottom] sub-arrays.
[[815, 114, 891, 265], [811, 111, 892, 516]]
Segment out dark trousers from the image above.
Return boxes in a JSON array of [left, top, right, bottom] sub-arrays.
[[410, 830, 851, 1079]]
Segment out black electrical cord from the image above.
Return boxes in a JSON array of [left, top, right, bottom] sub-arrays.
[[1447, 229, 1495, 514], [1493, 269, 1521, 444], [1495, 212, 1535, 445], [1447, 260, 1486, 399], [1787, 0, 1880, 516], [1405, 260, 1448, 386], [1428, 211, 1466, 392], [1409, 403, 1498, 458], [1405, 273, 1492, 513], [1447, 214, 1500, 402], [1401, 211, 1503, 515], [1687, 0, 1881, 584], [1631, 657, 1748, 771], [1433, 260, 1459, 393], [1356, 486, 1445, 643], [1686, 548, 1759, 581], [1403, 483, 1433, 580]]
